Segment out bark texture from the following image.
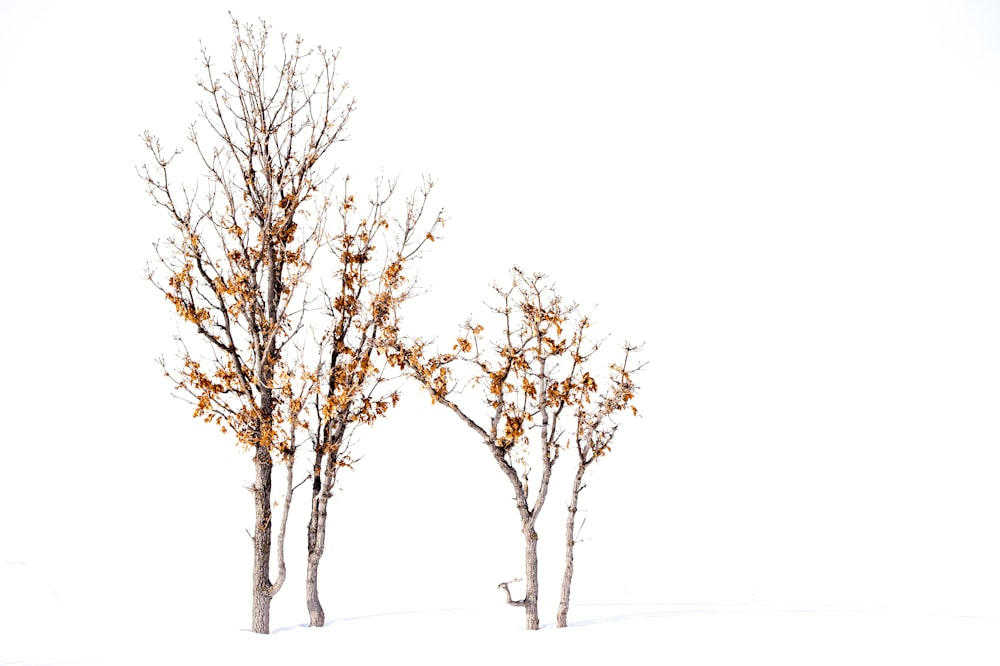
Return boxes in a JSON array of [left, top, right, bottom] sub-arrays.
[[305, 550, 323, 627], [522, 525, 541, 631], [557, 464, 587, 628], [306, 449, 326, 627], [492, 441, 554, 631], [305, 441, 342, 627], [251, 446, 274, 635]]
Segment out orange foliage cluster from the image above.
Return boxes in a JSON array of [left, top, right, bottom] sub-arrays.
[[387, 268, 641, 468], [302, 179, 442, 461], [143, 18, 458, 636], [148, 96, 444, 462]]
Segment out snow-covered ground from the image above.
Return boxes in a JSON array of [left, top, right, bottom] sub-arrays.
[[6, 601, 1000, 665], [4, 557, 1000, 665]]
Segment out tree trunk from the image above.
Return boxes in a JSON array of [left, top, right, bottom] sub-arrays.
[[305, 550, 323, 626], [523, 524, 540, 631], [490, 443, 549, 631], [306, 441, 340, 627], [251, 444, 274, 634], [556, 464, 587, 628], [306, 448, 324, 627]]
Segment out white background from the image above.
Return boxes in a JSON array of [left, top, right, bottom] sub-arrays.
[[2, 0, 1000, 632]]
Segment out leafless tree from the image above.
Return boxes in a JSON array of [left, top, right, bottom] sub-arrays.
[[556, 343, 643, 628], [142, 15, 352, 633], [387, 268, 604, 631], [304, 176, 443, 627]]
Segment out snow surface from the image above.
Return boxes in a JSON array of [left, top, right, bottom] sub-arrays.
[[3, 558, 1000, 665]]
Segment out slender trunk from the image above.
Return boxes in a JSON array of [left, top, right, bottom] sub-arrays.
[[491, 444, 553, 631], [272, 453, 294, 597], [523, 523, 540, 630], [251, 444, 274, 634], [306, 448, 325, 627], [306, 439, 341, 627], [305, 550, 323, 626], [489, 442, 552, 631], [557, 463, 587, 628]]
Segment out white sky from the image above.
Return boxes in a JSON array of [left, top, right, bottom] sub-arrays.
[[2, 0, 1000, 630]]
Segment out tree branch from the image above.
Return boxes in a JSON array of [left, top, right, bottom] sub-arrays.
[[497, 579, 526, 608]]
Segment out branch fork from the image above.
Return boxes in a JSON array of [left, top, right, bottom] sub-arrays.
[[497, 578, 527, 607]]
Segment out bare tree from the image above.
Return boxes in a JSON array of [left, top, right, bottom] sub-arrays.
[[387, 268, 599, 631], [142, 15, 351, 634], [556, 343, 643, 628], [304, 176, 443, 627]]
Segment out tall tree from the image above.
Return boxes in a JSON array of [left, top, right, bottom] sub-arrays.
[[304, 176, 443, 627], [142, 16, 352, 634], [556, 343, 642, 628], [387, 268, 597, 631]]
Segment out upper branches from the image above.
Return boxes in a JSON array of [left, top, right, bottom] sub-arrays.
[[386, 268, 634, 516], [570, 342, 645, 469], [142, 16, 355, 457], [310, 175, 445, 463]]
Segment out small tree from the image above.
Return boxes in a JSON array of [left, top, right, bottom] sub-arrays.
[[388, 268, 603, 631], [142, 16, 351, 634], [304, 176, 442, 627], [556, 343, 642, 628]]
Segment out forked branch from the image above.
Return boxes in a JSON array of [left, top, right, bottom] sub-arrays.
[[497, 578, 526, 608]]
